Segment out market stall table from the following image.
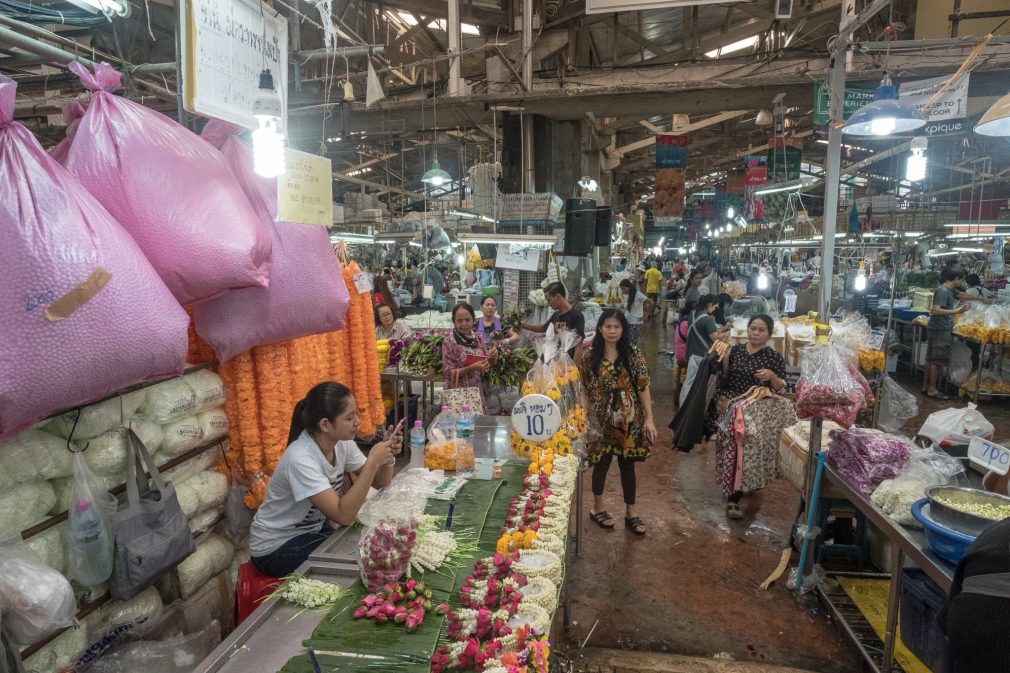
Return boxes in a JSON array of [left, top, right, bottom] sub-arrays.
[[816, 463, 956, 673], [953, 335, 1010, 404], [381, 366, 439, 453]]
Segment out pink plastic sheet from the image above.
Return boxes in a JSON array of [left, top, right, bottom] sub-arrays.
[[48, 101, 86, 165], [192, 121, 348, 363], [63, 62, 272, 306], [0, 75, 189, 441]]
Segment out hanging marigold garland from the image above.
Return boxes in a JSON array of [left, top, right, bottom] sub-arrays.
[[184, 307, 216, 364], [341, 263, 376, 438], [351, 263, 386, 426], [228, 351, 263, 475]]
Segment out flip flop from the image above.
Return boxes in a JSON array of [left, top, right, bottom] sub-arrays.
[[927, 392, 951, 400], [726, 502, 744, 519], [590, 510, 616, 529]]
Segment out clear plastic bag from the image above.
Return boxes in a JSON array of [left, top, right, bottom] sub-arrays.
[[826, 428, 913, 493], [795, 342, 871, 428], [64, 451, 117, 586], [47, 391, 146, 441], [159, 417, 205, 458], [949, 340, 973, 385], [878, 376, 918, 433], [183, 370, 226, 413], [140, 379, 196, 424], [829, 313, 871, 354], [224, 478, 253, 543], [357, 511, 417, 591], [871, 444, 965, 526], [0, 539, 77, 645], [197, 409, 229, 443], [0, 429, 73, 487]]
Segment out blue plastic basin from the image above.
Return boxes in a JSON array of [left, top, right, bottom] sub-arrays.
[[910, 498, 976, 564]]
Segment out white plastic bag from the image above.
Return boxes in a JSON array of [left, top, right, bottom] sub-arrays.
[[878, 376, 918, 433], [949, 339, 973, 385], [140, 379, 196, 424], [159, 417, 204, 457], [64, 451, 116, 586], [918, 403, 995, 446], [84, 429, 129, 477], [0, 539, 77, 644], [197, 409, 229, 443], [0, 429, 73, 486], [0, 482, 56, 538]]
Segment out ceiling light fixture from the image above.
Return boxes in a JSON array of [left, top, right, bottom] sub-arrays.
[[843, 76, 926, 136], [252, 70, 286, 178], [975, 92, 1010, 136]]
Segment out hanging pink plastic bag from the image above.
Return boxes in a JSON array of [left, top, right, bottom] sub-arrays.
[[0, 75, 188, 441], [63, 62, 272, 306], [48, 100, 86, 165], [191, 121, 348, 363]]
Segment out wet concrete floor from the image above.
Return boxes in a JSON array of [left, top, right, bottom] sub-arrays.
[[552, 314, 1010, 671]]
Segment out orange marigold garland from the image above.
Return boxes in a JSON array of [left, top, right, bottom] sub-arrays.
[[341, 264, 375, 438], [184, 307, 216, 364], [286, 336, 308, 402], [230, 351, 263, 474], [216, 362, 244, 468], [324, 330, 347, 386], [253, 343, 292, 472], [353, 267, 386, 426]]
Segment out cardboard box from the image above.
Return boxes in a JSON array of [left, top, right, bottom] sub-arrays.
[[785, 330, 815, 367]]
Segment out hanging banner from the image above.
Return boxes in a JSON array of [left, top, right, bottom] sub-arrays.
[[655, 135, 687, 222], [767, 137, 802, 182], [898, 73, 971, 137], [744, 156, 767, 186], [277, 149, 333, 226], [813, 80, 877, 126], [181, 0, 289, 131]]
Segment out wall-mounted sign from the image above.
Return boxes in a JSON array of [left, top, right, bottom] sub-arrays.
[[181, 0, 289, 131], [277, 149, 333, 226]]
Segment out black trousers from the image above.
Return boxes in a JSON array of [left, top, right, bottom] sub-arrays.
[[591, 453, 637, 505]]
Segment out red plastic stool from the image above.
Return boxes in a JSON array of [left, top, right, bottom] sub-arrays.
[[236, 561, 282, 625]]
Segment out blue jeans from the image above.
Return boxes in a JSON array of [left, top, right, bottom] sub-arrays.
[[251, 524, 333, 577]]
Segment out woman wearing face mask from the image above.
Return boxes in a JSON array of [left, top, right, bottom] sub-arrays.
[[475, 296, 519, 345], [250, 383, 403, 576], [579, 309, 656, 536], [711, 314, 787, 519], [374, 303, 412, 341], [442, 303, 497, 413], [619, 279, 652, 345]]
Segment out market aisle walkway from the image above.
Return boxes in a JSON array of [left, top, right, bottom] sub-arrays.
[[556, 319, 862, 673]]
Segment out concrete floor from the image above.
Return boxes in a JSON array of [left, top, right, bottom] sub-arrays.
[[552, 318, 1010, 672]]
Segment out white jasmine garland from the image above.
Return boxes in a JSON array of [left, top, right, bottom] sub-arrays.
[[513, 550, 562, 583], [519, 576, 558, 612], [273, 576, 346, 610]]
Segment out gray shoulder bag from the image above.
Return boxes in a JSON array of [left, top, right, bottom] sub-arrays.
[[109, 429, 195, 600]]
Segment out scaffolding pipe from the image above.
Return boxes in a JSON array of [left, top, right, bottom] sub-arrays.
[[296, 45, 385, 60], [0, 14, 122, 65]]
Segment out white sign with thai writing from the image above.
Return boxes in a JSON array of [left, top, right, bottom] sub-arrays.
[[181, 0, 289, 131], [512, 394, 561, 442], [495, 244, 543, 272]]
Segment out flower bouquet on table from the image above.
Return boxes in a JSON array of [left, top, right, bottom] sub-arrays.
[[483, 343, 536, 391], [358, 515, 418, 591], [352, 578, 436, 631]]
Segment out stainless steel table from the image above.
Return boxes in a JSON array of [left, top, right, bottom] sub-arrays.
[[817, 465, 955, 673], [381, 366, 439, 454]]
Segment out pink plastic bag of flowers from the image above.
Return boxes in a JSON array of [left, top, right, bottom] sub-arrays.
[[191, 121, 348, 363], [0, 75, 189, 441], [48, 100, 86, 165], [63, 62, 272, 306]]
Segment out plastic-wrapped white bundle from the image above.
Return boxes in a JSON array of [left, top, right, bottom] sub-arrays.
[[0, 544, 77, 644], [25, 523, 66, 575], [185, 370, 226, 413], [175, 481, 201, 518], [189, 508, 222, 535], [23, 622, 88, 673], [84, 429, 129, 477], [131, 419, 164, 453], [160, 417, 204, 457], [162, 449, 219, 485], [0, 482, 56, 537], [177, 534, 234, 599], [0, 428, 73, 486], [51, 474, 118, 514], [85, 586, 164, 636], [191, 471, 228, 511], [140, 379, 196, 424], [47, 390, 146, 440], [197, 409, 229, 443]]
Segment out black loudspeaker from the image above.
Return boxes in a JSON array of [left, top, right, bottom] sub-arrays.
[[563, 198, 596, 256], [594, 206, 612, 246]]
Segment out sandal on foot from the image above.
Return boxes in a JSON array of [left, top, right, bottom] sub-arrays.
[[927, 391, 951, 400], [590, 510, 616, 529], [625, 516, 646, 535], [726, 502, 744, 519]]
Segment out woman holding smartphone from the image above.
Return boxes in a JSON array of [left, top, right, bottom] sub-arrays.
[[578, 309, 656, 536]]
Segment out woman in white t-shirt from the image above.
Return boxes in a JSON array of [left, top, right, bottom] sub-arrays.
[[619, 279, 652, 345], [250, 382, 403, 577]]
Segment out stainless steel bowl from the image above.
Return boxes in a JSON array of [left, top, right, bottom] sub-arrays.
[[924, 486, 1010, 537]]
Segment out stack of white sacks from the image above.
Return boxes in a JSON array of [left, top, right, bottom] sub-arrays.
[[0, 369, 250, 673]]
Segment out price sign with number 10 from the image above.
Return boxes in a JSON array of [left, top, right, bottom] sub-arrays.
[[511, 394, 562, 442]]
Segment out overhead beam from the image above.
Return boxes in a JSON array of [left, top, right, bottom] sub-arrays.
[[613, 110, 749, 158], [359, 0, 506, 27]]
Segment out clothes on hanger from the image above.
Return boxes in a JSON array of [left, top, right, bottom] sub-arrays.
[[670, 352, 721, 452], [716, 388, 797, 496]]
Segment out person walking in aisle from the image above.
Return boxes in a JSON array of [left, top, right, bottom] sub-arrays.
[[250, 383, 403, 576], [686, 294, 729, 360], [684, 268, 704, 308], [643, 262, 664, 318], [619, 278, 651, 345], [579, 309, 656, 536]]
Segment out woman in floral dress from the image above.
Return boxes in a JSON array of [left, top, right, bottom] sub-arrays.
[[579, 309, 657, 535], [441, 303, 496, 414]]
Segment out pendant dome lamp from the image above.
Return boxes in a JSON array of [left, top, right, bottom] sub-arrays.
[[975, 92, 1010, 136], [421, 71, 452, 187], [842, 76, 925, 136]]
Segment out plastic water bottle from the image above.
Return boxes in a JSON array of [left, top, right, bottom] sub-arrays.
[[455, 405, 475, 478], [69, 499, 113, 585], [409, 420, 426, 468], [431, 405, 455, 445]]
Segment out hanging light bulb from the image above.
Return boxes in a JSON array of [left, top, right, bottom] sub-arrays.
[[727, 206, 735, 219], [906, 136, 928, 182], [854, 261, 867, 291], [422, 158, 451, 186], [843, 76, 925, 136], [252, 69, 285, 178], [757, 270, 769, 289]]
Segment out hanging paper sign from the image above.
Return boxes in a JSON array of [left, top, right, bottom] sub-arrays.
[[968, 436, 1010, 476], [180, 0, 289, 131], [495, 244, 544, 272], [511, 394, 561, 442], [744, 156, 767, 186], [277, 149, 333, 226], [898, 73, 970, 136]]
